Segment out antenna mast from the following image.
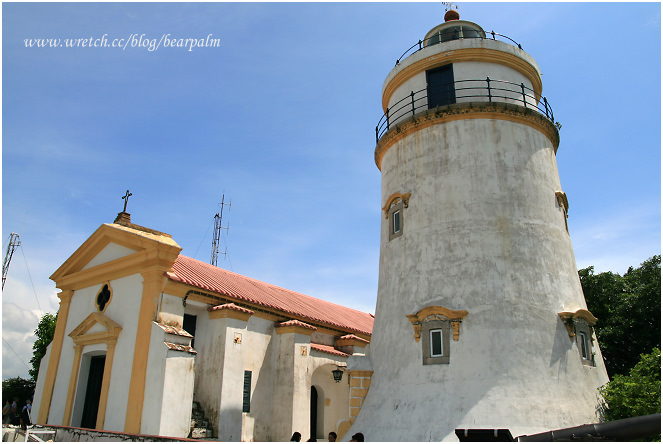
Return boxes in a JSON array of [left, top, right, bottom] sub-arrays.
[[3, 233, 21, 290], [211, 194, 231, 266]]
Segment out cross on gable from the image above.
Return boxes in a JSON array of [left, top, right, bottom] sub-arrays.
[[122, 190, 132, 213]]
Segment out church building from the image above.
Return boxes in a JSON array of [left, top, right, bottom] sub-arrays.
[[32, 213, 373, 441]]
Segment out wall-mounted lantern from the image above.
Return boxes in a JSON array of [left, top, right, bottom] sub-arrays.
[[332, 368, 344, 383]]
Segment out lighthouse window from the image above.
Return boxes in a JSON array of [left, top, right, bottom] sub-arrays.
[[421, 319, 450, 365], [430, 329, 443, 357], [427, 64, 456, 108], [575, 319, 594, 366], [388, 200, 404, 241]]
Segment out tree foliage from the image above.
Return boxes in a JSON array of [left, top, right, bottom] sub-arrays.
[[580, 255, 661, 378], [2, 377, 35, 405], [28, 312, 57, 382], [600, 348, 661, 424]]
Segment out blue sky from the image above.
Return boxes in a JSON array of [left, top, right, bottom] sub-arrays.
[[2, 2, 660, 379]]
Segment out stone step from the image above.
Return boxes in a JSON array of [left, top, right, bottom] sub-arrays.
[[191, 418, 208, 428], [190, 427, 213, 439]]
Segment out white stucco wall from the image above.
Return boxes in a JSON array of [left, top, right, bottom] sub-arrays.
[[240, 316, 276, 442], [140, 323, 169, 435], [159, 353, 195, 438]]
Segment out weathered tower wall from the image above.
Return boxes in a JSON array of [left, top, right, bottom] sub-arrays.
[[347, 17, 609, 441]]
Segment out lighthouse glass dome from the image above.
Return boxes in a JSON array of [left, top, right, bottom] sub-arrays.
[[424, 20, 485, 46]]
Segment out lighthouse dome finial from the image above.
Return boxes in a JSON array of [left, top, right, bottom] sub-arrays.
[[444, 9, 460, 22]]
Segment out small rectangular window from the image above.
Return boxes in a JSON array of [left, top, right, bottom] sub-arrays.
[[243, 370, 252, 413], [430, 329, 443, 357], [393, 210, 401, 234]]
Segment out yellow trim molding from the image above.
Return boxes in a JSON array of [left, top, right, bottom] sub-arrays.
[[124, 269, 170, 434], [382, 47, 542, 112], [555, 191, 569, 212], [51, 223, 181, 292], [95, 282, 113, 312], [37, 290, 73, 425], [375, 102, 560, 171], [63, 312, 121, 429], [559, 309, 598, 340], [382, 192, 412, 219], [407, 305, 469, 342]]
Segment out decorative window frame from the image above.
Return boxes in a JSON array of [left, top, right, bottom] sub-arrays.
[[63, 312, 122, 429], [407, 305, 468, 366], [555, 191, 569, 234], [558, 309, 597, 366], [383, 192, 411, 241], [95, 282, 113, 312]]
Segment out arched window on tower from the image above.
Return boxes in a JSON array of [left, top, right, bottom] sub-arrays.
[[383, 192, 411, 241]]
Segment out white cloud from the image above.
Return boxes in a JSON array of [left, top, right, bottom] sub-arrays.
[[2, 303, 41, 379]]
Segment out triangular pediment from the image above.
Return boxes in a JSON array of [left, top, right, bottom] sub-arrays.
[[69, 312, 122, 345], [82, 242, 139, 271], [50, 222, 182, 291]]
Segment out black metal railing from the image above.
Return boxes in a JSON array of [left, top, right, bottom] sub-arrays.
[[395, 29, 522, 66], [375, 78, 555, 143]]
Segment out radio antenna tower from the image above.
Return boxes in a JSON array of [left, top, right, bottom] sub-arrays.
[[3, 233, 21, 290], [211, 194, 231, 267]]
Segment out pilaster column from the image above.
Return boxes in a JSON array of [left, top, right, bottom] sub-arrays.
[[62, 344, 83, 426], [96, 339, 116, 429], [124, 269, 168, 433], [208, 303, 253, 441], [272, 321, 316, 440]]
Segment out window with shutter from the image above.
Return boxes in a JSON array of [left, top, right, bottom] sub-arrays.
[[243, 370, 252, 413]]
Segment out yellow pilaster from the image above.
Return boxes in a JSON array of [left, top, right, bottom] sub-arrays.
[[96, 339, 116, 430], [37, 290, 73, 424], [124, 269, 167, 433], [62, 344, 83, 426]]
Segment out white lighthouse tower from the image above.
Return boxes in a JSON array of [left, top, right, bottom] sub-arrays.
[[346, 11, 609, 441]]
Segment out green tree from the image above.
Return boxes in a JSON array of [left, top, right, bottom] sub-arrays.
[[600, 348, 661, 424], [2, 377, 35, 406], [580, 255, 661, 377], [28, 312, 57, 381]]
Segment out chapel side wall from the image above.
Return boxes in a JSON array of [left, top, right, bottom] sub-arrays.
[[191, 309, 224, 435], [240, 316, 276, 442]]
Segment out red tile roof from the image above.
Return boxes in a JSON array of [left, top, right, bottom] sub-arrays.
[[167, 255, 373, 336], [156, 323, 193, 338], [208, 303, 255, 315], [311, 343, 349, 358], [339, 334, 369, 344], [164, 342, 197, 354], [276, 319, 317, 331]]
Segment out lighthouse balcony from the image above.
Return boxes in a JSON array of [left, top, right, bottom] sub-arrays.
[[375, 79, 555, 144], [394, 28, 523, 66]]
